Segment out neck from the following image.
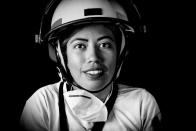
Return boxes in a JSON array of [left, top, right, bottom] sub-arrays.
[[93, 83, 113, 102]]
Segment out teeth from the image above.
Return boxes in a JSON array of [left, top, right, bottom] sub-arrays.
[[86, 70, 102, 75]]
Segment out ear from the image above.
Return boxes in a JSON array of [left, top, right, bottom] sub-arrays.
[[48, 44, 57, 62]]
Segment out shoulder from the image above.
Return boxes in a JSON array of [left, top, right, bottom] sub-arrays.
[[117, 84, 154, 101], [34, 82, 60, 97], [20, 82, 62, 131], [26, 81, 61, 106], [115, 85, 162, 130], [115, 84, 159, 112], [21, 82, 61, 120], [114, 84, 161, 121]]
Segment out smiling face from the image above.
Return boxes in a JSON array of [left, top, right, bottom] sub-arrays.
[[65, 24, 117, 91]]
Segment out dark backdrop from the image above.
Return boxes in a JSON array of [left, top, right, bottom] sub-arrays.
[[2, 0, 191, 131]]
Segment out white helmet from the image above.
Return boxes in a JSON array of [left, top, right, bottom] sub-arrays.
[[36, 0, 145, 90], [37, 0, 145, 44], [51, 0, 128, 28]]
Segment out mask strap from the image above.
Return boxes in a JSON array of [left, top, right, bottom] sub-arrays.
[[59, 81, 69, 131]]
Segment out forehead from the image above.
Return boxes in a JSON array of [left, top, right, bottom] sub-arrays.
[[70, 24, 115, 39]]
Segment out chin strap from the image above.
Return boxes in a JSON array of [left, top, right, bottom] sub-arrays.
[[58, 81, 118, 131]]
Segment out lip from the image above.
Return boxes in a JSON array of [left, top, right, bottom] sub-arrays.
[[83, 67, 104, 73], [83, 68, 105, 80]]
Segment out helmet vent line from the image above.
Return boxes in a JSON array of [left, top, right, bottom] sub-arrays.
[[84, 8, 103, 16]]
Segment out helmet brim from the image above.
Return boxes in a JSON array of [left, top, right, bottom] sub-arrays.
[[43, 17, 134, 44]]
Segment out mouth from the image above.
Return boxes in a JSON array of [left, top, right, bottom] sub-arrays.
[[83, 68, 104, 80]]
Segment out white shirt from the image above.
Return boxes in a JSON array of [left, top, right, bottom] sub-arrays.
[[20, 82, 161, 131]]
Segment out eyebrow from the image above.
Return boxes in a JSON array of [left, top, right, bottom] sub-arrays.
[[98, 36, 114, 41], [68, 38, 88, 45], [68, 35, 115, 46]]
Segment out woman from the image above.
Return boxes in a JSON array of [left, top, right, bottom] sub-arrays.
[[20, 0, 161, 131]]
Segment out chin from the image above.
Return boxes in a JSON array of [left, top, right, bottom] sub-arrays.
[[82, 82, 106, 91]]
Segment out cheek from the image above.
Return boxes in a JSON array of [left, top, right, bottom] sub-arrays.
[[104, 52, 117, 71], [67, 52, 77, 69], [110, 56, 117, 70], [67, 50, 84, 74]]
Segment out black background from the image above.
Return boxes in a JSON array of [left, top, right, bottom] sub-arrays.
[[2, 0, 192, 130]]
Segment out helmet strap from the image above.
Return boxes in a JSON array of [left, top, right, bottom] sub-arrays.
[[54, 40, 73, 87]]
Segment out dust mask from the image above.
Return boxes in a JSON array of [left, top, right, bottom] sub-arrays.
[[64, 89, 108, 122]]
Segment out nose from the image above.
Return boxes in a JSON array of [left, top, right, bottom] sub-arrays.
[[86, 44, 101, 64]]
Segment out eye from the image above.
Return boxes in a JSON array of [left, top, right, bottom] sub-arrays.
[[74, 43, 86, 49], [99, 42, 112, 49]]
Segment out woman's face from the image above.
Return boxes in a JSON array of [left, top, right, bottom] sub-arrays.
[[66, 24, 117, 91]]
